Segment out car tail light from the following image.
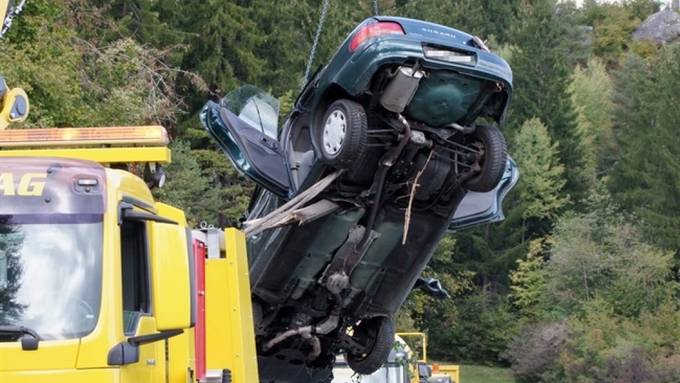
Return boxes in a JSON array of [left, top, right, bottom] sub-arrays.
[[349, 21, 404, 52]]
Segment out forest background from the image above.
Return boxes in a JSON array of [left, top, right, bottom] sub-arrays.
[[2, 1, 680, 381]]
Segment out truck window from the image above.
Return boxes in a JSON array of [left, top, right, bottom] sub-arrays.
[[0, 250, 6, 288], [120, 220, 150, 335]]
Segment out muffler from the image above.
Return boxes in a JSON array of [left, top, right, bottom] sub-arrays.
[[380, 66, 425, 113]]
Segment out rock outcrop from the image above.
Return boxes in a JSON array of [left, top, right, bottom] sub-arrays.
[[632, 8, 680, 44]]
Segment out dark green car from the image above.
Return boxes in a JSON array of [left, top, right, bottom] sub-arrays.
[[201, 16, 517, 381]]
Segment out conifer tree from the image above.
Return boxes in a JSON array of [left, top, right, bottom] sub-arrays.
[[513, 118, 569, 230], [609, 46, 680, 252], [179, 0, 264, 109], [569, 58, 615, 178], [510, 0, 588, 201]]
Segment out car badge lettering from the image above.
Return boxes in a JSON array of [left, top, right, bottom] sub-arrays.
[[0, 172, 47, 196], [421, 27, 456, 39]]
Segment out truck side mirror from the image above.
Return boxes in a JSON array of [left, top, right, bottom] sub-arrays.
[[418, 362, 432, 378], [148, 221, 192, 331], [0, 78, 30, 130]]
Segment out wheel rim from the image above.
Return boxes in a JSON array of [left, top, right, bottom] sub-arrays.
[[323, 109, 347, 156]]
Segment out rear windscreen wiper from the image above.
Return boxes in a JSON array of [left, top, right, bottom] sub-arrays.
[[0, 325, 40, 350]]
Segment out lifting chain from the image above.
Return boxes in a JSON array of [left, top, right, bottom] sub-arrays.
[[301, 0, 330, 90], [301, 0, 380, 89], [1, 0, 26, 38]]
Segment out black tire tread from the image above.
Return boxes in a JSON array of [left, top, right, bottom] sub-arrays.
[[464, 125, 507, 192], [346, 316, 395, 375]]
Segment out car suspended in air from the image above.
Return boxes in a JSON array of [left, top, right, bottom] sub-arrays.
[[201, 16, 518, 381]]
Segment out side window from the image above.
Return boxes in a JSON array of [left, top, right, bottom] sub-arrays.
[[0, 250, 7, 288], [120, 220, 150, 335]]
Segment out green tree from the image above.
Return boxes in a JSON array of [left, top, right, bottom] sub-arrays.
[[592, 5, 641, 64], [510, 0, 587, 200], [542, 204, 674, 318], [509, 238, 548, 318], [154, 141, 223, 227], [513, 118, 569, 238], [395, 0, 520, 44], [450, 117, 567, 294], [179, 0, 264, 111], [507, 197, 680, 382], [0, 0, 184, 128], [569, 57, 616, 178], [609, 45, 680, 252], [0, 226, 26, 323], [85, 0, 187, 49], [578, 0, 657, 65]]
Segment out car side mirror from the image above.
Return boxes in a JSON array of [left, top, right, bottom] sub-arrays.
[[415, 277, 451, 300], [148, 220, 193, 331]]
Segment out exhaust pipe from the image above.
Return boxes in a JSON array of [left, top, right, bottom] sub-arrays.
[[380, 66, 425, 113], [262, 294, 343, 360]]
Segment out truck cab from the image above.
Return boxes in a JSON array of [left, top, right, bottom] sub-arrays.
[[0, 127, 258, 383]]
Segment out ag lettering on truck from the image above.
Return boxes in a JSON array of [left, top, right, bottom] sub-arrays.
[[0, 172, 47, 196]]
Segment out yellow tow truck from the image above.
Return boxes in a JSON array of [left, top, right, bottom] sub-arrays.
[[397, 332, 460, 383], [0, 76, 259, 382]]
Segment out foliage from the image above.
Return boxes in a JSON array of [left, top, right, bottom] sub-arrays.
[[505, 321, 568, 383], [608, 45, 680, 251], [513, 118, 568, 224], [0, 225, 25, 323], [154, 141, 223, 227], [509, 0, 587, 201], [544, 210, 674, 318], [4, 0, 679, 372], [506, 200, 680, 382], [415, 287, 517, 364], [396, 0, 520, 44], [558, 300, 680, 383], [509, 238, 548, 318], [176, 0, 265, 112], [0, 0, 184, 128], [579, 0, 658, 64], [569, 58, 616, 177], [401, 235, 518, 363]]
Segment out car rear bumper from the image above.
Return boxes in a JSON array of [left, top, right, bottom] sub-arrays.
[[330, 36, 512, 99]]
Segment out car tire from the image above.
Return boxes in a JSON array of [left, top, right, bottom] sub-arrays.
[[318, 99, 368, 170], [464, 125, 507, 192], [346, 316, 395, 375]]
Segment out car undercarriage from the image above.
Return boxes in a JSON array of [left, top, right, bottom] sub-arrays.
[[201, 16, 516, 380]]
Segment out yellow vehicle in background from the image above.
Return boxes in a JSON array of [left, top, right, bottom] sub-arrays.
[[0, 73, 259, 381], [397, 332, 460, 383], [332, 332, 459, 383]]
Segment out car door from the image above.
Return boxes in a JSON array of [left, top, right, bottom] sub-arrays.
[[449, 157, 519, 231], [201, 86, 291, 198]]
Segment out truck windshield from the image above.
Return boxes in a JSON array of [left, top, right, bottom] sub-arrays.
[[0, 216, 103, 341]]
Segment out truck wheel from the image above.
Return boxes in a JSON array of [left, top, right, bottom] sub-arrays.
[[318, 99, 369, 170], [464, 125, 507, 192], [346, 316, 395, 375]]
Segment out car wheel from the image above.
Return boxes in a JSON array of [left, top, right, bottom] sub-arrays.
[[464, 125, 507, 192], [346, 316, 395, 375], [318, 99, 368, 170]]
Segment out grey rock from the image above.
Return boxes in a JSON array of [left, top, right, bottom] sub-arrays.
[[633, 9, 680, 44]]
